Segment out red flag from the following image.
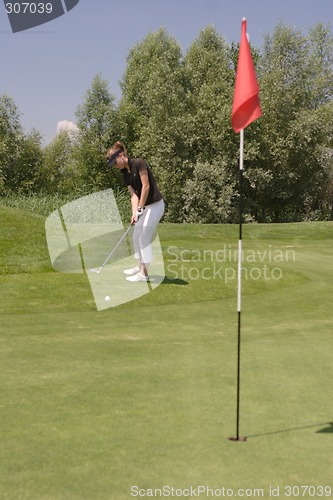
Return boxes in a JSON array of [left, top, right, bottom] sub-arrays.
[[232, 18, 262, 133]]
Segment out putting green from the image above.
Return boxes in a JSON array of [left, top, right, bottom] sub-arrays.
[[0, 206, 332, 499]]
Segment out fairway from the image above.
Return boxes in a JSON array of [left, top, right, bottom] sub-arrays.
[[0, 206, 332, 499]]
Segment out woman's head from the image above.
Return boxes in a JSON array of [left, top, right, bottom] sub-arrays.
[[106, 141, 127, 169]]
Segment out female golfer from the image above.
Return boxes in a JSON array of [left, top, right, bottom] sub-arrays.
[[106, 141, 164, 282]]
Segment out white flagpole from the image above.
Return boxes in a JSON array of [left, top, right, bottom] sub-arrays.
[[237, 129, 244, 313]]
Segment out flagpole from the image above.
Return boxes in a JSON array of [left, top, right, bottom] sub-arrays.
[[237, 128, 245, 441], [229, 129, 247, 442]]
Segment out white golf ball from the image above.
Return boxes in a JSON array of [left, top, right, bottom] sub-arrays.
[[105, 295, 110, 301]]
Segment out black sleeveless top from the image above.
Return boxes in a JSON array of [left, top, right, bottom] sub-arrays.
[[121, 158, 163, 206]]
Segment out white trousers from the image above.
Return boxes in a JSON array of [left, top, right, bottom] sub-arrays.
[[133, 199, 165, 264]]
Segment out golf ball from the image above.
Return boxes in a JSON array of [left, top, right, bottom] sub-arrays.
[[105, 295, 110, 301]]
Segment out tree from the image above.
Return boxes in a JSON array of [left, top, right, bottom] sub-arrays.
[[13, 130, 43, 193], [181, 26, 240, 223], [0, 95, 22, 193], [119, 28, 190, 221], [183, 158, 235, 223], [307, 23, 333, 109], [74, 74, 120, 190], [249, 23, 333, 221], [0, 95, 43, 193], [183, 26, 235, 161], [37, 130, 78, 193]]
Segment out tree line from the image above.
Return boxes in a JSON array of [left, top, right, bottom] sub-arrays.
[[1, 23, 333, 223]]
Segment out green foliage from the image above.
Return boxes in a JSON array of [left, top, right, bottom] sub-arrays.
[[0, 95, 23, 193], [307, 23, 333, 108], [9, 129, 43, 193], [251, 23, 333, 221], [119, 28, 190, 221], [0, 95, 43, 194], [1, 23, 333, 222], [183, 26, 235, 160], [183, 158, 235, 223], [37, 130, 77, 193], [74, 74, 122, 190], [0, 189, 131, 224]]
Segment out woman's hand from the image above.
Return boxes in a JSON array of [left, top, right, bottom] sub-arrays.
[[131, 207, 144, 224]]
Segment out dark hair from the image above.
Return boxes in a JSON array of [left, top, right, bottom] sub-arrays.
[[107, 140, 127, 157], [106, 141, 128, 167]]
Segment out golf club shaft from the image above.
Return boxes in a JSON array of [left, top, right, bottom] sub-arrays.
[[98, 224, 132, 272]]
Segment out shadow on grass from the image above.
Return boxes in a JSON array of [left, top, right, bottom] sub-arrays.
[[162, 276, 189, 286], [247, 422, 333, 439], [317, 422, 333, 434]]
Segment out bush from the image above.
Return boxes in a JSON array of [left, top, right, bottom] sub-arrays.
[[182, 159, 235, 223]]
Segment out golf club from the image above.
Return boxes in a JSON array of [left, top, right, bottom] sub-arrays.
[[90, 223, 132, 274]]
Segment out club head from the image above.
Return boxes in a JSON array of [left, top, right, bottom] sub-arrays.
[[90, 268, 102, 274]]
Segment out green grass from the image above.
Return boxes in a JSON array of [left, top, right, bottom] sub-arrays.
[[0, 204, 333, 499]]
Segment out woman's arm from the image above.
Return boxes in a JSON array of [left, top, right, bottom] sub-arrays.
[[138, 168, 150, 208], [128, 167, 150, 223], [128, 185, 139, 224]]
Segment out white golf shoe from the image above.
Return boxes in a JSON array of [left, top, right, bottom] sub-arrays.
[[126, 272, 149, 282], [123, 266, 140, 276]]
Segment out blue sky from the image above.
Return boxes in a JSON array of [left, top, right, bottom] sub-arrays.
[[1, 0, 332, 145]]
